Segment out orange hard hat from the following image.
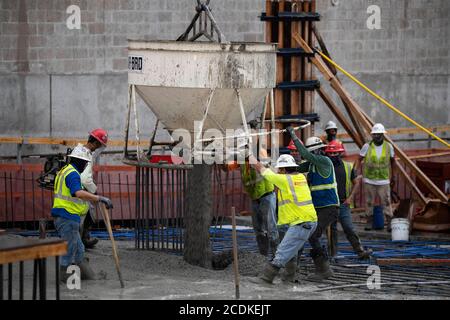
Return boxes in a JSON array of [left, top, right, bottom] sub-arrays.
[[287, 140, 297, 151], [325, 140, 345, 154], [89, 128, 108, 146]]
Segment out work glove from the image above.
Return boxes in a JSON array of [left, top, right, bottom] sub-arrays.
[[98, 196, 114, 209], [286, 126, 303, 144], [286, 126, 297, 139]]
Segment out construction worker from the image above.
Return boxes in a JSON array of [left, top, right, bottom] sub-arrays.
[[52, 147, 113, 281], [248, 154, 317, 284], [74, 128, 108, 249], [287, 127, 338, 280], [354, 123, 395, 231], [287, 140, 300, 162], [322, 121, 339, 144], [325, 140, 372, 260], [224, 136, 279, 258]]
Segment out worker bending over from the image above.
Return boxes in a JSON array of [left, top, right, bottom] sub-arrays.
[[325, 140, 372, 259], [74, 128, 109, 249], [249, 154, 317, 284], [354, 123, 395, 231], [52, 147, 113, 281], [287, 127, 338, 280]]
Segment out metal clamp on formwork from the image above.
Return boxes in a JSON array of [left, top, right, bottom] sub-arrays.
[[177, 0, 227, 43], [277, 80, 320, 91]]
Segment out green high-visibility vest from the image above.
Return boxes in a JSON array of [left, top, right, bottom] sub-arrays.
[[363, 141, 391, 181], [343, 161, 354, 209], [53, 164, 89, 216], [241, 162, 274, 201]]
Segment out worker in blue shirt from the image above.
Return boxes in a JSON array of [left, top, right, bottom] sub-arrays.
[[52, 147, 113, 281]]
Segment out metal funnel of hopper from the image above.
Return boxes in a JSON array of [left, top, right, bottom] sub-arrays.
[[128, 40, 276, 139]]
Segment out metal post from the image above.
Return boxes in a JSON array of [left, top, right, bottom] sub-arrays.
[[131, 85, 142, 162], [8, 263, 12, 300], [19, 261, 24, 300], [0, 264, 3, 300]]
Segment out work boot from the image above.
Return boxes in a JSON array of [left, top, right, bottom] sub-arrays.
[[249, 263, 280, 285], [81, 227, 98, 249], [281, 260, 297, 284], [308, 249, 333, 281], [355, 246, 373, 260], [348, 235, 373, 260], [83, 237, 99, 249], [255, 233, 269, 256], [78, 258, 106, 280]]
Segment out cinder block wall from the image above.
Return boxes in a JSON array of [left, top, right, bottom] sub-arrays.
[[0, 0, 448, 158]]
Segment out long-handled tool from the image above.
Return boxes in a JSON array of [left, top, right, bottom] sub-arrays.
[[99, 203, 125, 288], [231, 206, 240, 299]]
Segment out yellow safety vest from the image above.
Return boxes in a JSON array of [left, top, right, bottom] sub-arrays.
[[53, 164, 89, 216], [262, 170, 317, 226], [240, 162, 274, 200], [364, 141, 391, 180], [343, 161, 354, 208]]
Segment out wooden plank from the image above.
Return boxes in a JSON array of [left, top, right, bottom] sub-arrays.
[[293, 32, 448, 203], [0, 241, 67, 265], [376, 258, 450, 267], [303, 0, 313, 139], [336, 125, 450, 139], [275, 0, 285, 120], [316, 86, 364, 147], [290, 1, 301, 117], [265, 0, 273, 42], [0, 137, 149, 148]]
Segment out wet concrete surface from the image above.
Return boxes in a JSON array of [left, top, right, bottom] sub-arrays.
[[3, 235, 449, 300]]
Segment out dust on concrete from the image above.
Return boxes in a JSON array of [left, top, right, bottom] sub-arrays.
[[55, 240, 449, 300], [3, 234, 449, 300]]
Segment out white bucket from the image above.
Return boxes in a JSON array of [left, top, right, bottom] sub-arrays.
[[391, 218, 410, 241]]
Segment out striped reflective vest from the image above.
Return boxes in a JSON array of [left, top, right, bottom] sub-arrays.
[[240, 162, 274, 200], [271, 173, 317, 226], [308, 162, 340, 208], [53, 164, 89, 216], [363, 141, 390, 180]]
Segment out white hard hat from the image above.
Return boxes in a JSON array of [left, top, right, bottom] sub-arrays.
[[275, 154, 298, 168], [305, 137, 326, 151], [68, 145, 92, 162], [371, 123, 387, 134], [325, 121, 338, 131]]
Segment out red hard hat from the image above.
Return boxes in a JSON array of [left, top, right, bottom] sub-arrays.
[[325, 140, 345, 154], [89, 128, 108, 146], [287, 140, 297, 151]]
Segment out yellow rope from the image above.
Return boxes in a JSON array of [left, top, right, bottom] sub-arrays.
[[315, 49, 450, 149]]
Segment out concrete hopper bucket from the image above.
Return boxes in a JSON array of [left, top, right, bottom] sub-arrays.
[[128, 41, 276, 143]]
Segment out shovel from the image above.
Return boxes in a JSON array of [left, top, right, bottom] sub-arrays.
[[99, 202, 125, 288]]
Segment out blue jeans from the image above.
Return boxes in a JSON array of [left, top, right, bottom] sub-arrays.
[[251, 192, 279, 243], [54, 217, 85, 267], [272, 221, 317, 268], [330, 203, 362, 256]]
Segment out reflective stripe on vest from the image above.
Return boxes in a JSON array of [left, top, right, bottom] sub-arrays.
[[278, 175, 313, 207], [53, 164, 89, 216], [275, 173, 317, 226], [364, 141, 390, 180], [241, 162, 274, 200], [308, 163, 339, 208]]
